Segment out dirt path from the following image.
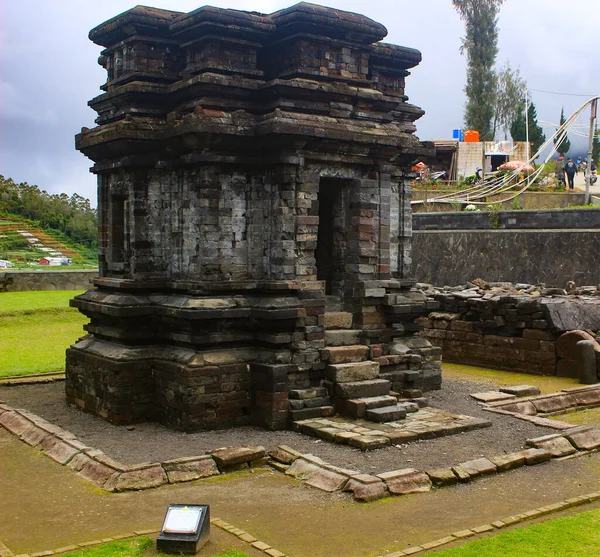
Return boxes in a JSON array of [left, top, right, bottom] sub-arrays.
[[2, 428, 600, 557]]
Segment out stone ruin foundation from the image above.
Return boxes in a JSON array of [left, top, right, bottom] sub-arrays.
[[417, 281, 600, 379], [66, 2, 441, 432]]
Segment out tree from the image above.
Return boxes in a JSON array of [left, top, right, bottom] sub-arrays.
[[493, 62, 526, 139], [554, 107, 571, 157], [510, 99, 546, 160], [593, 124, 600, 165], [453, 0, 505, 141]]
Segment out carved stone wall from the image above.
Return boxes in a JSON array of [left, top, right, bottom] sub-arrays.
[[67, 3, 435, 431]]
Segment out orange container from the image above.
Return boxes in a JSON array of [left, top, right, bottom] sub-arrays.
[[464, 129, 480, 142]]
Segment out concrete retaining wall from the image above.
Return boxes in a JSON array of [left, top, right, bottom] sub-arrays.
[[412, 209, 600, 287], [0, 270, 97, 292]]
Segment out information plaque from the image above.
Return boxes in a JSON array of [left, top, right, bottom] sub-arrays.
[[157, 504, 210, 554]]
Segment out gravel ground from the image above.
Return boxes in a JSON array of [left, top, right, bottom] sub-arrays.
[[0, 377, 559, 474]]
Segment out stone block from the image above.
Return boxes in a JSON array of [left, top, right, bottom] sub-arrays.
[[494, 400, 537, 415], [286, 458, 321, 480], [113, 465, 168, 491], [324, 330, 361, 346], [377, 469, 432, 495], [526, 434, 576, 457], [321, 345, 369, 364], [518, 448, 553, 465], [556, 330, 600, 360], [325, 361, 379, 383], [343, 474, 389, 502], [457, 458, 497, 478], [427, 468, 458, 487], [209, 446, 265, 470], [499, 385, 541, 398], [572, 388, 600, 406], [531, 394, 577, 414], [323, 312, 353, 330], [163, 456, 220, 483], [365, 405, 407, 423], [564, 427, 600, 450], [334, 379, 391, 399], [470, 391, 516, 403], [0, 411, 31, 436], [348, 435, 391, 451], [304, 467, 349, 492], [44, 439, 81, 465], [490, 453, 525, 472]]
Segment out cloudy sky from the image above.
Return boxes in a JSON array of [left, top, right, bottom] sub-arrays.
[[1, 0, 599, 203]]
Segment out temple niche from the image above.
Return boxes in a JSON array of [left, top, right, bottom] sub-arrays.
[[67, 2, 440, 432]]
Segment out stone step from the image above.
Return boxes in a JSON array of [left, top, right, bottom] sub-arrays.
[[325, 361, 380, 383], [336, 395, 398, 419], [366, 404, 408, 423], [325, 330, 362, 347], [321, 345, 369, 364], [334, 379, 391, 400], [289, 387, 329, 400], [323, 312, 353, 330], [288, 406, 335, 421]]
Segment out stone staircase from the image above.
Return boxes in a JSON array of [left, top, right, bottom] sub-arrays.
[[288, 296, 422, 425]]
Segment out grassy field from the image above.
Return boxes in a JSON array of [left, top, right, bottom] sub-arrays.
[[0, 290, 86, 377], [436, 507, 600, 556]]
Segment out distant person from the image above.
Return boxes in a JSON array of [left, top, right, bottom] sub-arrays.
[[564, 158, 577, 190], [475, 167, 483, 181], [556, 161, 565, 188]]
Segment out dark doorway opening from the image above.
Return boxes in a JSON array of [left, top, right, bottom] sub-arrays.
[[316, 178, 349, 297]]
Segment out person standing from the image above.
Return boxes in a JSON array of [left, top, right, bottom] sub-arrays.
[[565, 158, 577, 190]]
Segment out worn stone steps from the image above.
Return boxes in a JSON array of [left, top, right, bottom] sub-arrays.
[[335, 395, 399, 419], [334, 378, 391, 400], [324, 329, 362, 346], [325, 361, 379, 383], [288, 387, 334, 422], [366, 404, 408, 423]]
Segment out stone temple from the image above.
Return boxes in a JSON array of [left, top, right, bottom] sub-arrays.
[[67, 2, 441, 432]]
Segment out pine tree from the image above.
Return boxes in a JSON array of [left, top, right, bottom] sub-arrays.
[[452, 0, 505, 140], [527, 102, 546, 157], [554, 107, 571, 156], [510, 100, 545, 160]]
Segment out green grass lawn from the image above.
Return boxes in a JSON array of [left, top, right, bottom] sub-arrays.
[[58, 537, 248, 557], [0, 290, 87, 377], [435, 507, 600, 556]]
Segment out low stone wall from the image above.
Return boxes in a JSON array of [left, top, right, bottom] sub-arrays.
[[0, 270, 97, 292], [412, 191, 587, 212], [412, 209, 600, 287], [417, 285, 600, 376]]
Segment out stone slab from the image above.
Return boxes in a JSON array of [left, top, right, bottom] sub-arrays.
[[518, 448, 553, 465], [326, 361, 380, 383], [457, 458, 497, 478], [427, 468, 458, 487], [321, 345, 368, 364], [531, 394, 577, 414], [163, 456, 219, 483], [112, 465, 168, 491], [499, 385, 541, 397], [526, 434, 577, 457], [564, 427, 600, 450], [209, 446, 266, 469], [377, 468, 432, 495], [343, 476, 388, 502], [490, 453, 526, 472], [304, 467, 349, 493], [470, 391, 516, 403], [335, 379, 391, 399], [366, 405, 407, 423], [348, 435, 391, 451]]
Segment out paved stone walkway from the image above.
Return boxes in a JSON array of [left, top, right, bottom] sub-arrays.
[[3, 427, 600, 557]]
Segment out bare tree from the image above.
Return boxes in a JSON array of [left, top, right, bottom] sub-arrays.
[[493, 62, 527, 140]]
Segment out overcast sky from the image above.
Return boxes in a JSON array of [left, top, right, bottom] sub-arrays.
[[1, 0, 599, 203]]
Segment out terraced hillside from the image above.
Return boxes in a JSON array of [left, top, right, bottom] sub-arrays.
[[0, 219, 81, 265]]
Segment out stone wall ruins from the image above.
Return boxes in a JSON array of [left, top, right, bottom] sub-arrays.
[[67, 3, 437, 431], [418, 283, 600, 377]]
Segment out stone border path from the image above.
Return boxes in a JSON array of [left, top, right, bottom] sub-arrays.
[[0, 517, 290, 557], [373, 490, 600, 556]]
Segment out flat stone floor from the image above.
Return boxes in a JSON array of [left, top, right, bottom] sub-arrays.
[[3, 425, 600, 557]]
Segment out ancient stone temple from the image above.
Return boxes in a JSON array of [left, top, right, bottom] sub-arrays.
[[67, 2, 440, 432]]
